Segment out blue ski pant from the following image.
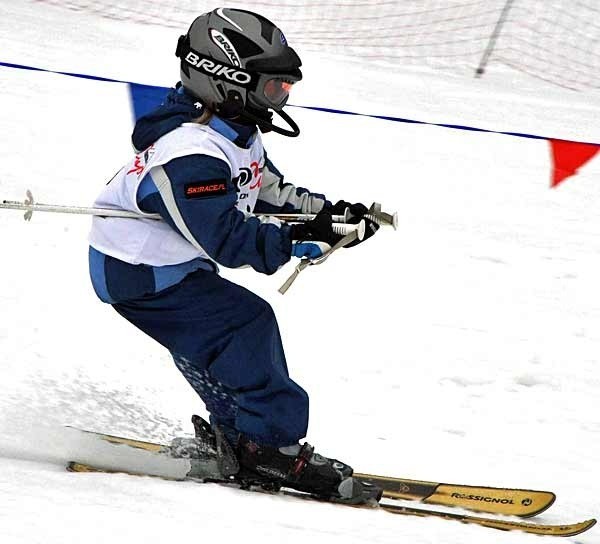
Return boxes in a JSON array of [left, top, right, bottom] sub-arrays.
[[91, 251, 309, 447]]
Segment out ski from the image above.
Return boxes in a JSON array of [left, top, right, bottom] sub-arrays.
[[353, 473, 555, 518], [67, 461, 596, 537], [66, 426, 556, 517], [376, 503, 595, 537]]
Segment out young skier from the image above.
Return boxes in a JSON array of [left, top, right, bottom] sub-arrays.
[[88, 7, 380, 502]]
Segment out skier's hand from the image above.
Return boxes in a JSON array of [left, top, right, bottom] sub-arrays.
[[290, 209, 344, 258], [329, 200, 379, 247], [329, 199, 369, 219], [344, 214, 380, 247]]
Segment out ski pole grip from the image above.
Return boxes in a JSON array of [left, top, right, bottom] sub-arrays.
[[356, 219, 366, 240]]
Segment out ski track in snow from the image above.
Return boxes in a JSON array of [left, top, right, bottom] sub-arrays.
[[0, 2, 599, 543]]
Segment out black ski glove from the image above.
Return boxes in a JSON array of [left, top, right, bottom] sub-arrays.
[[290, 209, 344, 259], [329, 200, 380, 247], [329, 200, 369, 218], [345, 215, 380, 247]]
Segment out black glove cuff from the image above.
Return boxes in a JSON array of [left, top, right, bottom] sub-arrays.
[[290, 223, 310, 241], [290, 210, 339, 246], [329, 200, 369, 218], [329, 200, 351, 215]]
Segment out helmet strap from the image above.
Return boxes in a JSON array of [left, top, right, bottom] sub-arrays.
[[239, 108, 300, 138], [215, 91, 301, 138]]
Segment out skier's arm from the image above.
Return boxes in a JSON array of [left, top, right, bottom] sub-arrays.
[[137, 154, 292, 274], [254, 152, 330, 214], [253, 152, 380, 251]]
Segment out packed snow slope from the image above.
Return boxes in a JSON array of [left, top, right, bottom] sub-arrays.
[[0, 3, 599, 544]]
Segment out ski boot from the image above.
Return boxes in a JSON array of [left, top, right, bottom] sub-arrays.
[[235, 434, 382, 504], [183, 415, 381, 504]]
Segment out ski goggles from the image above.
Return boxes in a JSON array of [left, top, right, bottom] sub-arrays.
[[254, 74, 300, 110]]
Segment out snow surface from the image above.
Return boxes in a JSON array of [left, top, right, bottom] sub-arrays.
[[0, 2, 599, 543]]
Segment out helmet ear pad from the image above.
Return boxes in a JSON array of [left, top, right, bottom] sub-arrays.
[[215, 90, 245, 118]]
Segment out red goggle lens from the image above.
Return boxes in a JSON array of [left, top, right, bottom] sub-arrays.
[[264, 78, 294, 104]]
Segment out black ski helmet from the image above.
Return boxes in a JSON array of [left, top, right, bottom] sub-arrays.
[[175, 8, 302, 136]]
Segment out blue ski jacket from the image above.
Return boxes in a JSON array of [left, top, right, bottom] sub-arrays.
[[89, 84, 330, 303]]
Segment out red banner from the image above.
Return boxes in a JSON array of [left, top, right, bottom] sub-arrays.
[[549, 139, 600, 187]]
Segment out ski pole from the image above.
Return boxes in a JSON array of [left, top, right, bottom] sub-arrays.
[[257, 209, 352, 224], [1, 191, 397, 229], [258, 204, 398, 230], [0, 191, 365, 236], [0, 190, 161, 221], [278, 220, 366, 295]]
